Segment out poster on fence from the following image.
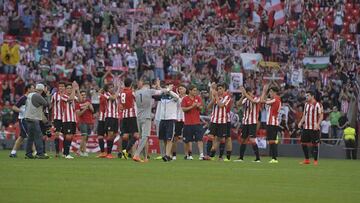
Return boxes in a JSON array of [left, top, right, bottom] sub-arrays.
[[290, 68, 303, 86], [255, 137, 267, 149], [229, 72, 243, 93]]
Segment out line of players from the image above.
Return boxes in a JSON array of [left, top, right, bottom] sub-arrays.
[[9, 77, 323, 164]]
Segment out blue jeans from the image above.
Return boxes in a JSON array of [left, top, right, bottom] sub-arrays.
[[154, 68, 165, 81], [3, 65, 15, 74], [25, 119, 44, 156]]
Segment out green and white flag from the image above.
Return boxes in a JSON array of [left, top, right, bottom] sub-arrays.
[[303, 56, 330, 69]]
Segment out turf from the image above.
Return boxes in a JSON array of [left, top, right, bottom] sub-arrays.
[[0, 151, 359, 203]]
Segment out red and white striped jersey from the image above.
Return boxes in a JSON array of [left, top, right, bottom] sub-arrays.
[[99, 94, 107, 121], [266, 96, 281, 126], [226, 95, 233, 123], [61, 94, 77, 123], [304, 102, 323, 130], [242, 96, 260, 125], [51, 92, 64, 121], [104, 92, 119, 119], [210, 94, 231, 124], [120, 87, 137, 118]]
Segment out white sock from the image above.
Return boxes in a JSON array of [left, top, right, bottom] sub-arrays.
[[200, 153, 204, 157], [11, 150, 16, 154]]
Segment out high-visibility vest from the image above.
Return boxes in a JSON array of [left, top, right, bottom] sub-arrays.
[[343, 127, 356, 141]]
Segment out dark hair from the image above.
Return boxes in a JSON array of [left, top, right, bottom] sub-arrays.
[[80, 90, 87, 94], [58, 81, 66, 86], [103, 84, 110, 92], [24, 84, 34, 93], [217, 82, 226, 89], [124, 78, 133, 87], [188, 84, 197, 91], [178, 83, 187, 89], [66, 83, 72, 88], [306, 90, 315, 97], [270, 87, 279, 93], [245, 86, 253, 93]]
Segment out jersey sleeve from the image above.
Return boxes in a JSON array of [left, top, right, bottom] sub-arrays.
[[316, 103, 323, 114], [265, 98, 276, 105], [61, 94, 69, 102], [181, 97, 188, 108], [104, 92, 111, 100], [15, 96, 27, 108], [75, 103, 81, 111], [222, 95, 231, 106]]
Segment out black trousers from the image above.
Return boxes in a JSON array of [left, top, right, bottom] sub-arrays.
[[344, 139, 357, 160]]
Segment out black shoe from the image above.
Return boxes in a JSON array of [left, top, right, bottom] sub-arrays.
[[162, 156, 171, 162], [36, 155, 50, 159], [117, 152, 123, 158], [9, 154, 17, 158], [25, 155, 36, 159]]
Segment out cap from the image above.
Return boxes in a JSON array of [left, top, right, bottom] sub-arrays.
[[36, 84, 45, 91]]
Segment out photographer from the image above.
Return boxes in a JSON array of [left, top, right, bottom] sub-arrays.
[[40, 84, 52, 155], [24, 84, 49, 159]]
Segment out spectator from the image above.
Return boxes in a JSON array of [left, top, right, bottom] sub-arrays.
[[330, 106, 341, 142], [320, 116, 331, 144], [343, 124, 357, 160], [2, 80, 11, 102], [1, 100, 13, 127]]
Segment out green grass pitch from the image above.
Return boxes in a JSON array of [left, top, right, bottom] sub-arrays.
[[0, 151, 359, 203]]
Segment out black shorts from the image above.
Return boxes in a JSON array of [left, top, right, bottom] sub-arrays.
[[105, 117, 119, 133], [53, 119, 62, 133], [226, 122, 231, 138], [93, 104, 99, 113], [242, 124, 257, 139], [183, 124, 203, 143], [301, 129, 320, 144], [209, 123, 227, 137], [266, 125, 279, 141], [174, 121, 184, 137], [97, 120, 106, 136], [19, 119, 28, 138], [62, 122, 77, 135], [159, 120, 175, 141], [121, 117, 139, 134]]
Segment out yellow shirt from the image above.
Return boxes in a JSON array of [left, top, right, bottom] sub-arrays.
[[344, 127, 356, 141]]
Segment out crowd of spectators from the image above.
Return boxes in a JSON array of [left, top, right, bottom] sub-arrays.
[[0, 0, 359, 143]]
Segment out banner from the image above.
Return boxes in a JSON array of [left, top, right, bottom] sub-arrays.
[[240, 53, 263, 70], [160, 29, 182, 35], [255, 137, 267, 149], [229, 72, 243, 93], [106, 66, 129, 72], [56, 46, 65, 58], [303, 56, 330, 69], [259, 61, 280, 69], [1, 43, 20, 65], [290, 68, 303, 86]]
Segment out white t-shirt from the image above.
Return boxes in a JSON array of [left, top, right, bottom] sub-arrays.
[[126, 53, 138, 69], [320, 120, 331, 134], [334, 11, 344, 26]]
